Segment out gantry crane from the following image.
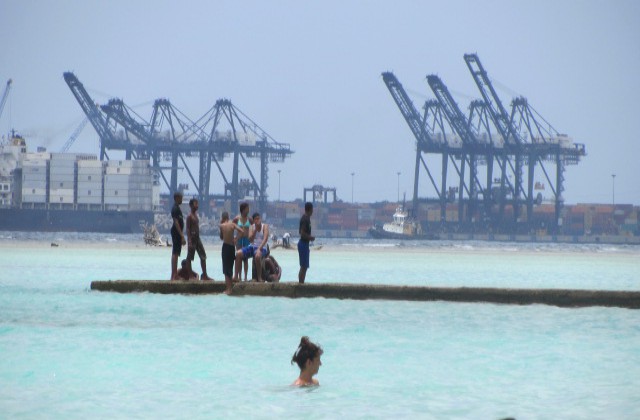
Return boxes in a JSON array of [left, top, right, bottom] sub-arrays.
[[381, 72, 446, 216], [64, 72, 293, 212], [427, 75, 488, 222], [383, 54, 585, 234], [464, 54, 585, 228]]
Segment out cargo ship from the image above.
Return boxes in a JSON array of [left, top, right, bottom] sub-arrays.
[[0, 133, 157, 233]]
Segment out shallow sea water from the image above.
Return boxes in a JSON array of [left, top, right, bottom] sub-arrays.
[[0, 232, 639, 419]]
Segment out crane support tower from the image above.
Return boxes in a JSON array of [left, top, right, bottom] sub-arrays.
[[63, 72, 293, 213], [383, 54, 585, 235]]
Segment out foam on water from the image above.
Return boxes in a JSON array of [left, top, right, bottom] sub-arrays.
[[1, 232, 639, 419]]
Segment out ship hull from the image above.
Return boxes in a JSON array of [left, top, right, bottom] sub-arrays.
[[368, 226, 439, 240], [0, 208, 154, 233]]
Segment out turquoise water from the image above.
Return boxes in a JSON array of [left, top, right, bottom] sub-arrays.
[[1, 233, 639, 419]]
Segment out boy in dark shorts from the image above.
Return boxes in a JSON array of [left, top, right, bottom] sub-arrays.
[[298, 202, 315, 283], [186, 198, 211, 280], [170, 191, 186, 280], [219, 211, 244, 294]]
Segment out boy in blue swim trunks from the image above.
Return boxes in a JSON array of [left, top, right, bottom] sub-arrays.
[[298, 202, 315, 283], [235, 212, 270, 281]]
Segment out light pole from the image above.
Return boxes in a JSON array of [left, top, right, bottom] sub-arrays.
[[396, 171, 401, 203], [351, 172, 355, 203], [277, 170, 281, 202], [611, 174, 616, 206]]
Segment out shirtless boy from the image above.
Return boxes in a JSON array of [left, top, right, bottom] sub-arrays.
[[219, 211, 244, 294], [186, 198, 211, 280]]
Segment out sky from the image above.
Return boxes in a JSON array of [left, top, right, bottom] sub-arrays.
[[1, 0, 639, 205]]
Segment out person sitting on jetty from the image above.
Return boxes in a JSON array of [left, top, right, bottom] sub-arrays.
[[177, 259, 199, 280], [262, 255, 281, 283], [291, 336, 323, 387], [234, 212, 270, 282], [219, 211, 245, 295], [186, 198, 212, 280], [252, 254, 282, 282]]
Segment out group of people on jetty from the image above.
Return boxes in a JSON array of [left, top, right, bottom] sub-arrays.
[[168, 191, 315, 294], [167, 192, 322, 385]]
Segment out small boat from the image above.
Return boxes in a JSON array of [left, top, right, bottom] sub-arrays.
[[368, 206, 438, 240], [141, 221, 170, 247]]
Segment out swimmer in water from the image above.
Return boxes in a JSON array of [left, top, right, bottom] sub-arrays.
[[291, 336, 323, 387]]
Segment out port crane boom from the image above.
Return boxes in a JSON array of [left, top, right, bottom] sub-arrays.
[[382, 71, 449, 214], [0, 79, 12, 121], [60, 117, 89, 153]]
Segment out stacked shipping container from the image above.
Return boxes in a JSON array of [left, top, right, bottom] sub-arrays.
[[18, 154, 156, 211], [49, 154, 76, 207], [104, 160, 154, 211], [21, 157, 48, 205], [77, 159, 104, 207]]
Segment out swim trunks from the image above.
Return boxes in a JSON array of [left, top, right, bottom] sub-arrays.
[[171, 230, 182, 256], [187, 237, 206, 261], [298, 240, 310, 268], [241, 244, 268, 259], [221, 242, 235, 278]]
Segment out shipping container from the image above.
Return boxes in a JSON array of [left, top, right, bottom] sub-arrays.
[[50, 153, 78, 161], [342, 219, 358, 230], [77, 179, 102, 187], [104, 196, 130, 205], [78, 160, 103, 168], [106, 160, 149, 168], [77, 166, 103, 174], [50, 188, 74, 197], [50, 195, 75, 204], [357, 208, 375, 221], [22, 187, 47, 196], [21, 194, 47, 203], [50, 181, 74, 189], [105, 167, 137, 175], [22, 179, 47, 188], [77, 174, 101, 182], [77, 186, 102, 195], [327, 214, 342, 225], [22, 165, 46, 173]]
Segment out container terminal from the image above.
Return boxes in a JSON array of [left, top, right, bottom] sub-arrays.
[[0, 54, 638, 241]]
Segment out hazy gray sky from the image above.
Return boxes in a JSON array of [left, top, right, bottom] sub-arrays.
[[1, 0, 638, 205]]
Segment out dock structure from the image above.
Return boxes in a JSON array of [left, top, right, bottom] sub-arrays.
[[90, 281, 640, 309], [383, 54, 586, 235]]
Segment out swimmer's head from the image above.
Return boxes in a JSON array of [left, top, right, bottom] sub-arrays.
[[221, 211, 229, 222], [181, 259, 187, 268], [291, 336, 323, 371]]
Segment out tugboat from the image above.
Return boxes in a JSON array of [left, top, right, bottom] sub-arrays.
[[368, 206, 438, 240]]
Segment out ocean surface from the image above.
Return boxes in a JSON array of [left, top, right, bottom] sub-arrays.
[[1, 231, 639, 419]]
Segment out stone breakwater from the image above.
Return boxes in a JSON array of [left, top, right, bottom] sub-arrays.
[[90, 280, 640, 309]]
